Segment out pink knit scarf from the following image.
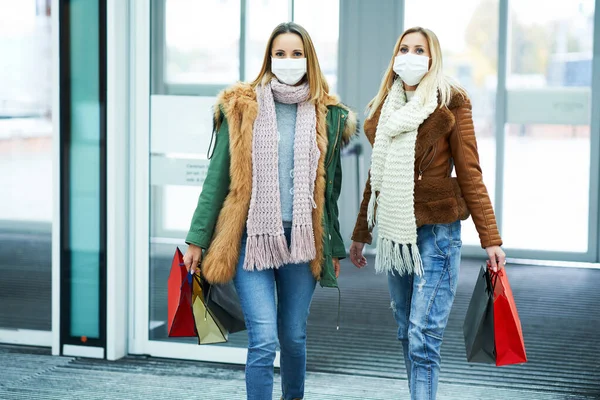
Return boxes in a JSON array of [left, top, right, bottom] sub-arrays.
[[244, 78, 319, 271]]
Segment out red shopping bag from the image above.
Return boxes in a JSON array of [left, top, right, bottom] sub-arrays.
[[167, 247, 196, 337], [490, 266, 527, 366]]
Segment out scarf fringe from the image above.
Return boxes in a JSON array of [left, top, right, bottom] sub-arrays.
[[374, 237, 423, 276], [243, 233, 290, 271], [290, 224, 317, 263]]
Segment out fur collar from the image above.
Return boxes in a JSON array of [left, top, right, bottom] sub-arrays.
[[213, 82, 357, 146], [363, 90, 467, 159]]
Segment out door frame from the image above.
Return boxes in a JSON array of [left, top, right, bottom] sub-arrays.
[[127, 0, 252, 365]]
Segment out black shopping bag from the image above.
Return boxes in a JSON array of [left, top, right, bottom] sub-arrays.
[[193, 273, 246, 337], [205, 279, 246, 334], [463, 266, 496, 363]]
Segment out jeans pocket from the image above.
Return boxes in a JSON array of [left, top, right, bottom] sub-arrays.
[[431, 224, 450, 257]]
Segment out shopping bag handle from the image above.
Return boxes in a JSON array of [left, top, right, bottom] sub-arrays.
[[486, 262, 499, 290], [191, 272, 212, 321], [481, 263, 498, 294]]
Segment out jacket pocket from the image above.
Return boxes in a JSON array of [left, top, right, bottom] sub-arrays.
[[414, 177, 469, 226]]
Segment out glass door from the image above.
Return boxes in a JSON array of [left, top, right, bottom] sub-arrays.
[[146, 0, 251, 362], [0, 0, 53, 346], [132, 0, 341, 362]]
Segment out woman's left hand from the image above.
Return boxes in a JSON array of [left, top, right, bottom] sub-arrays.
[[333, 258, 340, 278], [485, 245, 506, 272]]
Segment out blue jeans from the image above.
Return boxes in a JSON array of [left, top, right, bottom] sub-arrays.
[[387, 221, 462, 400], [233, 228, 317, 400]]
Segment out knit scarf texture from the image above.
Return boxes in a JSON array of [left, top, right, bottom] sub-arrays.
[[244, 78, 319, 271], [368, 78, 438, 276]]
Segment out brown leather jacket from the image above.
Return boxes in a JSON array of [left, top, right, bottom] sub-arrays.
[[352, 91, 502, 249]]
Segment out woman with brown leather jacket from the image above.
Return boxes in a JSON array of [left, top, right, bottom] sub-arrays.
[[349, 27, 506, 400]]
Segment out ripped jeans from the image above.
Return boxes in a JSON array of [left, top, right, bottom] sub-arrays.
[[387, 220, 462, 400]]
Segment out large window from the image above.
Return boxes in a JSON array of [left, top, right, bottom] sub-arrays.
[[0, 0, 52, 333], [503, 0, 594, 252]]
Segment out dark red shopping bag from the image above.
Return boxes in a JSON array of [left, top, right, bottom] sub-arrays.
[[167, 247, 196, 337], [490, 266, 527, 366]]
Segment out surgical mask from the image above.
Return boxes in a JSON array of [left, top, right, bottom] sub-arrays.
[[271, 57, 307, 85], [393, 53, 430, 86]]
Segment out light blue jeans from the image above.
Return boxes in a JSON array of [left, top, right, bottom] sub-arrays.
[[387, 220, 462, 400], [233, 228, 317, 400]]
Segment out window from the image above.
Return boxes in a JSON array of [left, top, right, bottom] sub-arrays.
[[0, 0, 52, 331], [502, 0, 595, 252]]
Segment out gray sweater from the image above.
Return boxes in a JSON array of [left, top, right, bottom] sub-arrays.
[[275, 101, 296, 224]]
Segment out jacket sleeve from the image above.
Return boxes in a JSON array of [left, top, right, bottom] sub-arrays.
[[330, 152, 347, 259], [351, 171, 373, 245], [185, 115, 231, 249], [449, 102, 502, 248]]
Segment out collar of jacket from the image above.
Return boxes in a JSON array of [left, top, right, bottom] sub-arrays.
[[212, 82, 357, 146], [363, 90, 468, 159]]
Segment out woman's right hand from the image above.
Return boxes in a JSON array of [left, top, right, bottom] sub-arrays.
[[350, 241, 368, 268], [183, 244, 203, 275]]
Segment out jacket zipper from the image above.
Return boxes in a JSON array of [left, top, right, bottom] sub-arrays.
[[325, 112, 343, 169], [417, 144, 437, 180]]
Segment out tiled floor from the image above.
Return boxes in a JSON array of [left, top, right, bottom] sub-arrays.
[[0, 345, 595, 400]]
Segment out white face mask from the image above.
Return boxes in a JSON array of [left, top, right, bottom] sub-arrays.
[[271, 57, 307, 85], [393, 53, 430, 86]]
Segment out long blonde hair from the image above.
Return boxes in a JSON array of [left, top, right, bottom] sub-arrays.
[[250, 22, 330, 103], [367, 27, 467, 118]]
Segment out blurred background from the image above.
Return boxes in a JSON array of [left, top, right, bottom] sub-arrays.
[[1, 0, 599, 397]]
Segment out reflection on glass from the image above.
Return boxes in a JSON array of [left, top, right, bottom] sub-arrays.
[[502, 0, 594, 253], [0, 0, 52, 331], [405, 0, 499, 246], [165, 0, 241, 84]]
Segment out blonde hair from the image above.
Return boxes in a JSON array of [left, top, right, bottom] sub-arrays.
[[367, 27, 467, 118], [250, 22, 330, 103]]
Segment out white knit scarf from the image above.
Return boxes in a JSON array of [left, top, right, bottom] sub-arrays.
[[367, 78, 438, 276], [244, 78, 320, 271]]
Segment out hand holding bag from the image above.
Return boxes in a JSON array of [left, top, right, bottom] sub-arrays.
[[464, 263, 527, 366]]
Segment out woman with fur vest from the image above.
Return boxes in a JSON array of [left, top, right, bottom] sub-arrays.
[[182, 22, 356, 400], [350, 27, 505, 400]]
